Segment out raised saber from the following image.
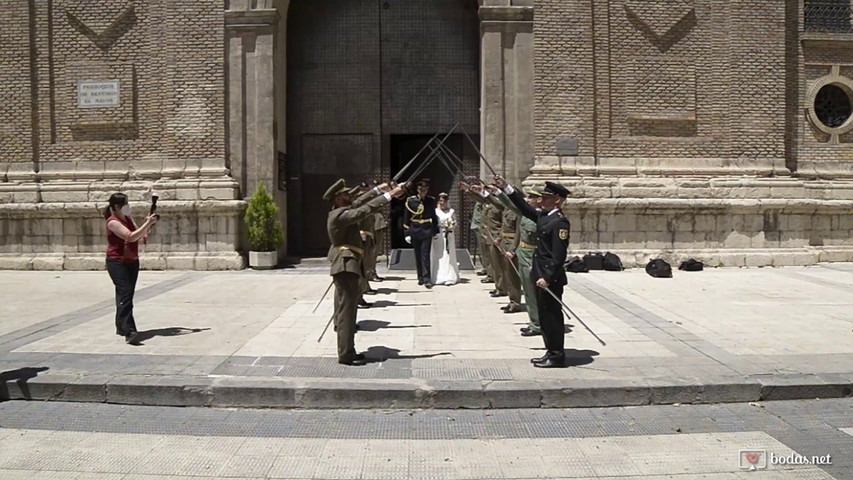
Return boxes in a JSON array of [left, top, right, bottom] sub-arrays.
[[405, 124, 460, 183], [459, 125, 498, 176], [481, 218, 605, 346], [393, 131, 442, 183]]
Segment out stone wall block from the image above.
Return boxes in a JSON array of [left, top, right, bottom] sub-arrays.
[[723, 232, 751, 249]]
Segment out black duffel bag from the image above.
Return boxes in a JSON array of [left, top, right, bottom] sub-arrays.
[[566, 256, 589, 273], [679, 259, 704, 272], [583, 252, 604, 270], [645, 259, 673, 278], [603, 252, 624, 271]]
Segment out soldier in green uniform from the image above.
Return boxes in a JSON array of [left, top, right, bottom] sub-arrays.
[[478, 192, 507, 298], [462, 179, 492, 283], [496, 194, 523, 313], [497, 186, 543, 335], [324, 178, 406, 365], [369, 209, 388, 282]]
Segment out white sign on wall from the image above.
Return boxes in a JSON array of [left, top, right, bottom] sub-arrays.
[[78, 80, 120, 108]]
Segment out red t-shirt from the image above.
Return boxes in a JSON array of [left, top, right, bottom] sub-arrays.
[[106, 215, 139, 263]]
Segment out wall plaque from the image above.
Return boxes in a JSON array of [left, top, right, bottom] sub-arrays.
[[556, 137, 578, 156], [78, 80, 120, 108]]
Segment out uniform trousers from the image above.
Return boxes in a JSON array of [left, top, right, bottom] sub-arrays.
[[412, 236, 432, 284], [487, 241, 506, 293], [361, 235, 376, 294], [333, 272, 360, 362], [363, 235, 378, 281], [501, 243, 522, 305], [476, 231, 493, 277], [516, 247, 540, 331], [535, 283, 565, 357]]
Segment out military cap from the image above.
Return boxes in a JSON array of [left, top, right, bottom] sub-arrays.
[[346, 185, 361, 196], [323, 178, 348, 202], [525, 186, 543, 197], [416, 178, 430, 187], [542, 181, 570, 198]]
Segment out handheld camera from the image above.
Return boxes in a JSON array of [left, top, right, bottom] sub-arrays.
[[150, 193, 160, 219]]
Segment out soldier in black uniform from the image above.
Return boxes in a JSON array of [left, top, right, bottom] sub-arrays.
[[496, 176, 571, 368], [403, 180, 440, 288]]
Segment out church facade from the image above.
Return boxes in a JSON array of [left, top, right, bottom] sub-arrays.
[[1, 0, 852, 269]]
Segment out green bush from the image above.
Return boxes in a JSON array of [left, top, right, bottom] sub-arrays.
[[244, 184, 284, 252]]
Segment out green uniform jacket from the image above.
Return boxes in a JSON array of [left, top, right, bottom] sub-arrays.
[[497, 192, 538, 253], [482, 194, 503, 242], [327, 193, 389, 277], [466, 191, 484, 231]]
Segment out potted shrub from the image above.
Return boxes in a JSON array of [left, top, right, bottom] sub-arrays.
[[245, 184, 284, 269]]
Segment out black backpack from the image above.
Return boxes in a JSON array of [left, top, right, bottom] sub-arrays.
[[565, 256, 589, 273], [679, 259, 704, 272], [583, 252, 604, 270], [645, 259, 672, 278], [603, 252, 624, 271]]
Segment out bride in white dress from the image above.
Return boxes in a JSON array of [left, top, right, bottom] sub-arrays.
[[430, 193, 460, 286]]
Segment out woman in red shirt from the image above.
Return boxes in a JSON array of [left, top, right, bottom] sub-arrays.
[[104, 193, 159, 344]]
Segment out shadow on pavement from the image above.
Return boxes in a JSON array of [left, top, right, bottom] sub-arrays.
[[370, 300, 430, 308], [0, 366, 49, 400], [563, 349, 600, 367], [370, 288, 398, 295], [357, 320, 432, 331], [363, 346, 452, 362], [131, 327, 211, 345]]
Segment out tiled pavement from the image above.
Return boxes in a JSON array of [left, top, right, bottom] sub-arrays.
[[0, 398, 851, 479], [1, 264, 853, 408]]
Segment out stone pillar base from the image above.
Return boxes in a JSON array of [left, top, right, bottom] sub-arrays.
[[586, 247, 853, 269], [521, 175, 853, 267], [0, 179, 247, 271]]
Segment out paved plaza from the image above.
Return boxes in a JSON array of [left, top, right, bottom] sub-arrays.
[[0, 399, 851, 479], [1, 263, 853, 408]]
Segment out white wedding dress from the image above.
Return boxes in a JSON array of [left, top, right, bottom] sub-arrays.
[[430, 208, 460, 286]]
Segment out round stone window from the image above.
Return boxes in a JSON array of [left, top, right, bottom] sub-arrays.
[[814, 84, 853, 128], [806, 70, 853, 141]]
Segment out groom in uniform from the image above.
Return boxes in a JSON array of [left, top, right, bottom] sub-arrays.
[[403, 179, 440, 288]]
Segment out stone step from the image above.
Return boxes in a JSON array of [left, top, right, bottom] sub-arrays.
[[3, 373, 851, 409]]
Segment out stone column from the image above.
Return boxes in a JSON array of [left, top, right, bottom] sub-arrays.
[[479, 0, 534, 187], [226, 0, 285, 253]]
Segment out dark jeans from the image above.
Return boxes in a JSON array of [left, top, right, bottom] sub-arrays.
[[536, 283, 565, 358], [412, 237, 432, 284], [106, 258, 139, 336]]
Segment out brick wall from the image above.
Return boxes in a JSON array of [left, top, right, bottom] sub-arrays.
[[0, 1, 34, 170], [534, 0, 788, 170], [1, 0, 226, 180]]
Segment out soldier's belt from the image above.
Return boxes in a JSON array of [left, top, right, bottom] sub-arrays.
[[411, 218, 433, 224], [520, 241, 536, 250], [360, 231, 374, 238], [334, 245, 364, 255], [501, 233, 516, 239]]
